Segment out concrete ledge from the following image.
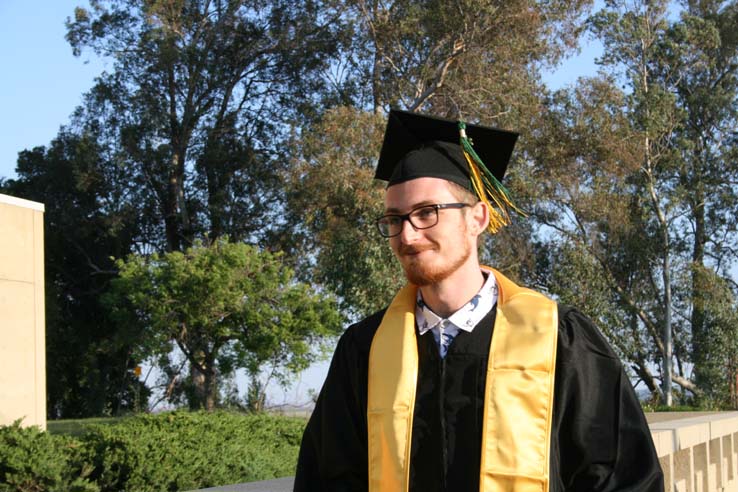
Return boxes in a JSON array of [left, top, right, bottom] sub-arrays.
[[188, 477, 294, 492], [647, 411, 738, 492]]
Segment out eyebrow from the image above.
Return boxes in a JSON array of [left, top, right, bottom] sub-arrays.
[[383, 200, 438, 214]]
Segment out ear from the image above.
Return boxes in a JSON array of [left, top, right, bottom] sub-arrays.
[[467, 201, 489, 237]]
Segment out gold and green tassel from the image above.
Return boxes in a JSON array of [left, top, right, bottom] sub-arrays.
[[458, 121, 525, 233]]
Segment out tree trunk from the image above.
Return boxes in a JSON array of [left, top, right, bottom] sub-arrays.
[[203, 365, 217, 412], [690, 157, 707, 392], [164, 169, 182, 252], [662, 234, 673, 406], [633, 360, 661, 399], [188, 349, 216, 411], [189, 361, 206, 410]]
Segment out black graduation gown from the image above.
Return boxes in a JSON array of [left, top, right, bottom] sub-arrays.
[[294, 305, 664, 492]]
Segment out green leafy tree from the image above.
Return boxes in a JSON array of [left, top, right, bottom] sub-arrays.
[[281, 0, 594, 317], [525, 74, 672, 397], [590, 0, 685, 405], [658, 1, 738, 401], [66, 0, 341, 251], [677, 265, 738, 408], [5, 0, 343, 413], [281, 107, 404, 317], [525, 0, 738, 407], [588, 0, 738, 406], [105, 239, 343, 410], [1, 131, 149, 418], [330, 0, 590, 116]]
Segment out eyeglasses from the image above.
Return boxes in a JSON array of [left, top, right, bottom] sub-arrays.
[[376, 203, 470, 238]]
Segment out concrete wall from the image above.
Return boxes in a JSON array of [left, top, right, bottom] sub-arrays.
[[649, 412, 738, 492], [0, 193, 46, 430]]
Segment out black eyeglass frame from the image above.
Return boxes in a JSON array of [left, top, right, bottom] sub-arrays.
[[375, 202, 470, 238]]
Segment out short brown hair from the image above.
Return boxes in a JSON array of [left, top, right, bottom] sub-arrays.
[[446, 180, 479, 205]]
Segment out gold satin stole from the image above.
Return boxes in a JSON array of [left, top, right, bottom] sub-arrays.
[[367, 269, 558, 492]]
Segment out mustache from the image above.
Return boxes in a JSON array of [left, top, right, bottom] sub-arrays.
[[398, 243, 436, 256]]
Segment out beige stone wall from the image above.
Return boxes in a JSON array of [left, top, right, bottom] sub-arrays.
[[0, 193, 45, 429], [649, 412, 738, 492]]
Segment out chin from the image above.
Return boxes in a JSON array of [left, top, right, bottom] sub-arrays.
[[402, 261, 451, 286], [399, 247, 472, 287]]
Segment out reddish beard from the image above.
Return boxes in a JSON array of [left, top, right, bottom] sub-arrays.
[[398, 240, 472, 286]]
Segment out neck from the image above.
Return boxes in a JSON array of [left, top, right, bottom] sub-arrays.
[[418, 260, 485, 318]]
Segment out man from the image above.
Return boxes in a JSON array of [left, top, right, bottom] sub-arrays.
[[294, 109, 664, 491]]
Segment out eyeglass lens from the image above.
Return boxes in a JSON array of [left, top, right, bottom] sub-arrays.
[[377, 206, 438, 237]]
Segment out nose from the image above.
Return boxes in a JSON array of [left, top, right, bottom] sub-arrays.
[[397, 216, 421, 243]]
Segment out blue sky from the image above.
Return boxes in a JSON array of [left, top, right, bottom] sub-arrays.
[[0, 0, 603, 182], [0, 0, 104, 181]]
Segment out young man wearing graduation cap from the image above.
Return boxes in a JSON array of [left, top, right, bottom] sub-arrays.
[[294, 109, 664, 492]]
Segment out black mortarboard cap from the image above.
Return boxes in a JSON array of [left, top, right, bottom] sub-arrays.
[[374, 109, 519, 189], [374, 109, 523, 233]]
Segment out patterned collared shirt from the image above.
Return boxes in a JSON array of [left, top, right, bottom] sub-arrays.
[[415, 269, 498, 358]]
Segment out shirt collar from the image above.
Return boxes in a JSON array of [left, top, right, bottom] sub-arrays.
[[415, 268, 498, 335]]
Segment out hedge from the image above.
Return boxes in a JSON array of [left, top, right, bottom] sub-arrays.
[[1, 411, 305, 492], [0, 421, 98, 492]]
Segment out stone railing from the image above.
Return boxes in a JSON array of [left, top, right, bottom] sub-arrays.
[[193, 476, 293, 491], [193, 412, 738, 492], [648, 411, 738, 492]]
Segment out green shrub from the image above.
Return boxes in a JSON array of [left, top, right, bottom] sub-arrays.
[[81, 411, 304, 492], [0, 421, 98, 492], [0, 412, 304, 492]]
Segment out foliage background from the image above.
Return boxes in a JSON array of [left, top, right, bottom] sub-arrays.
[[0, 0, 736, 413]]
